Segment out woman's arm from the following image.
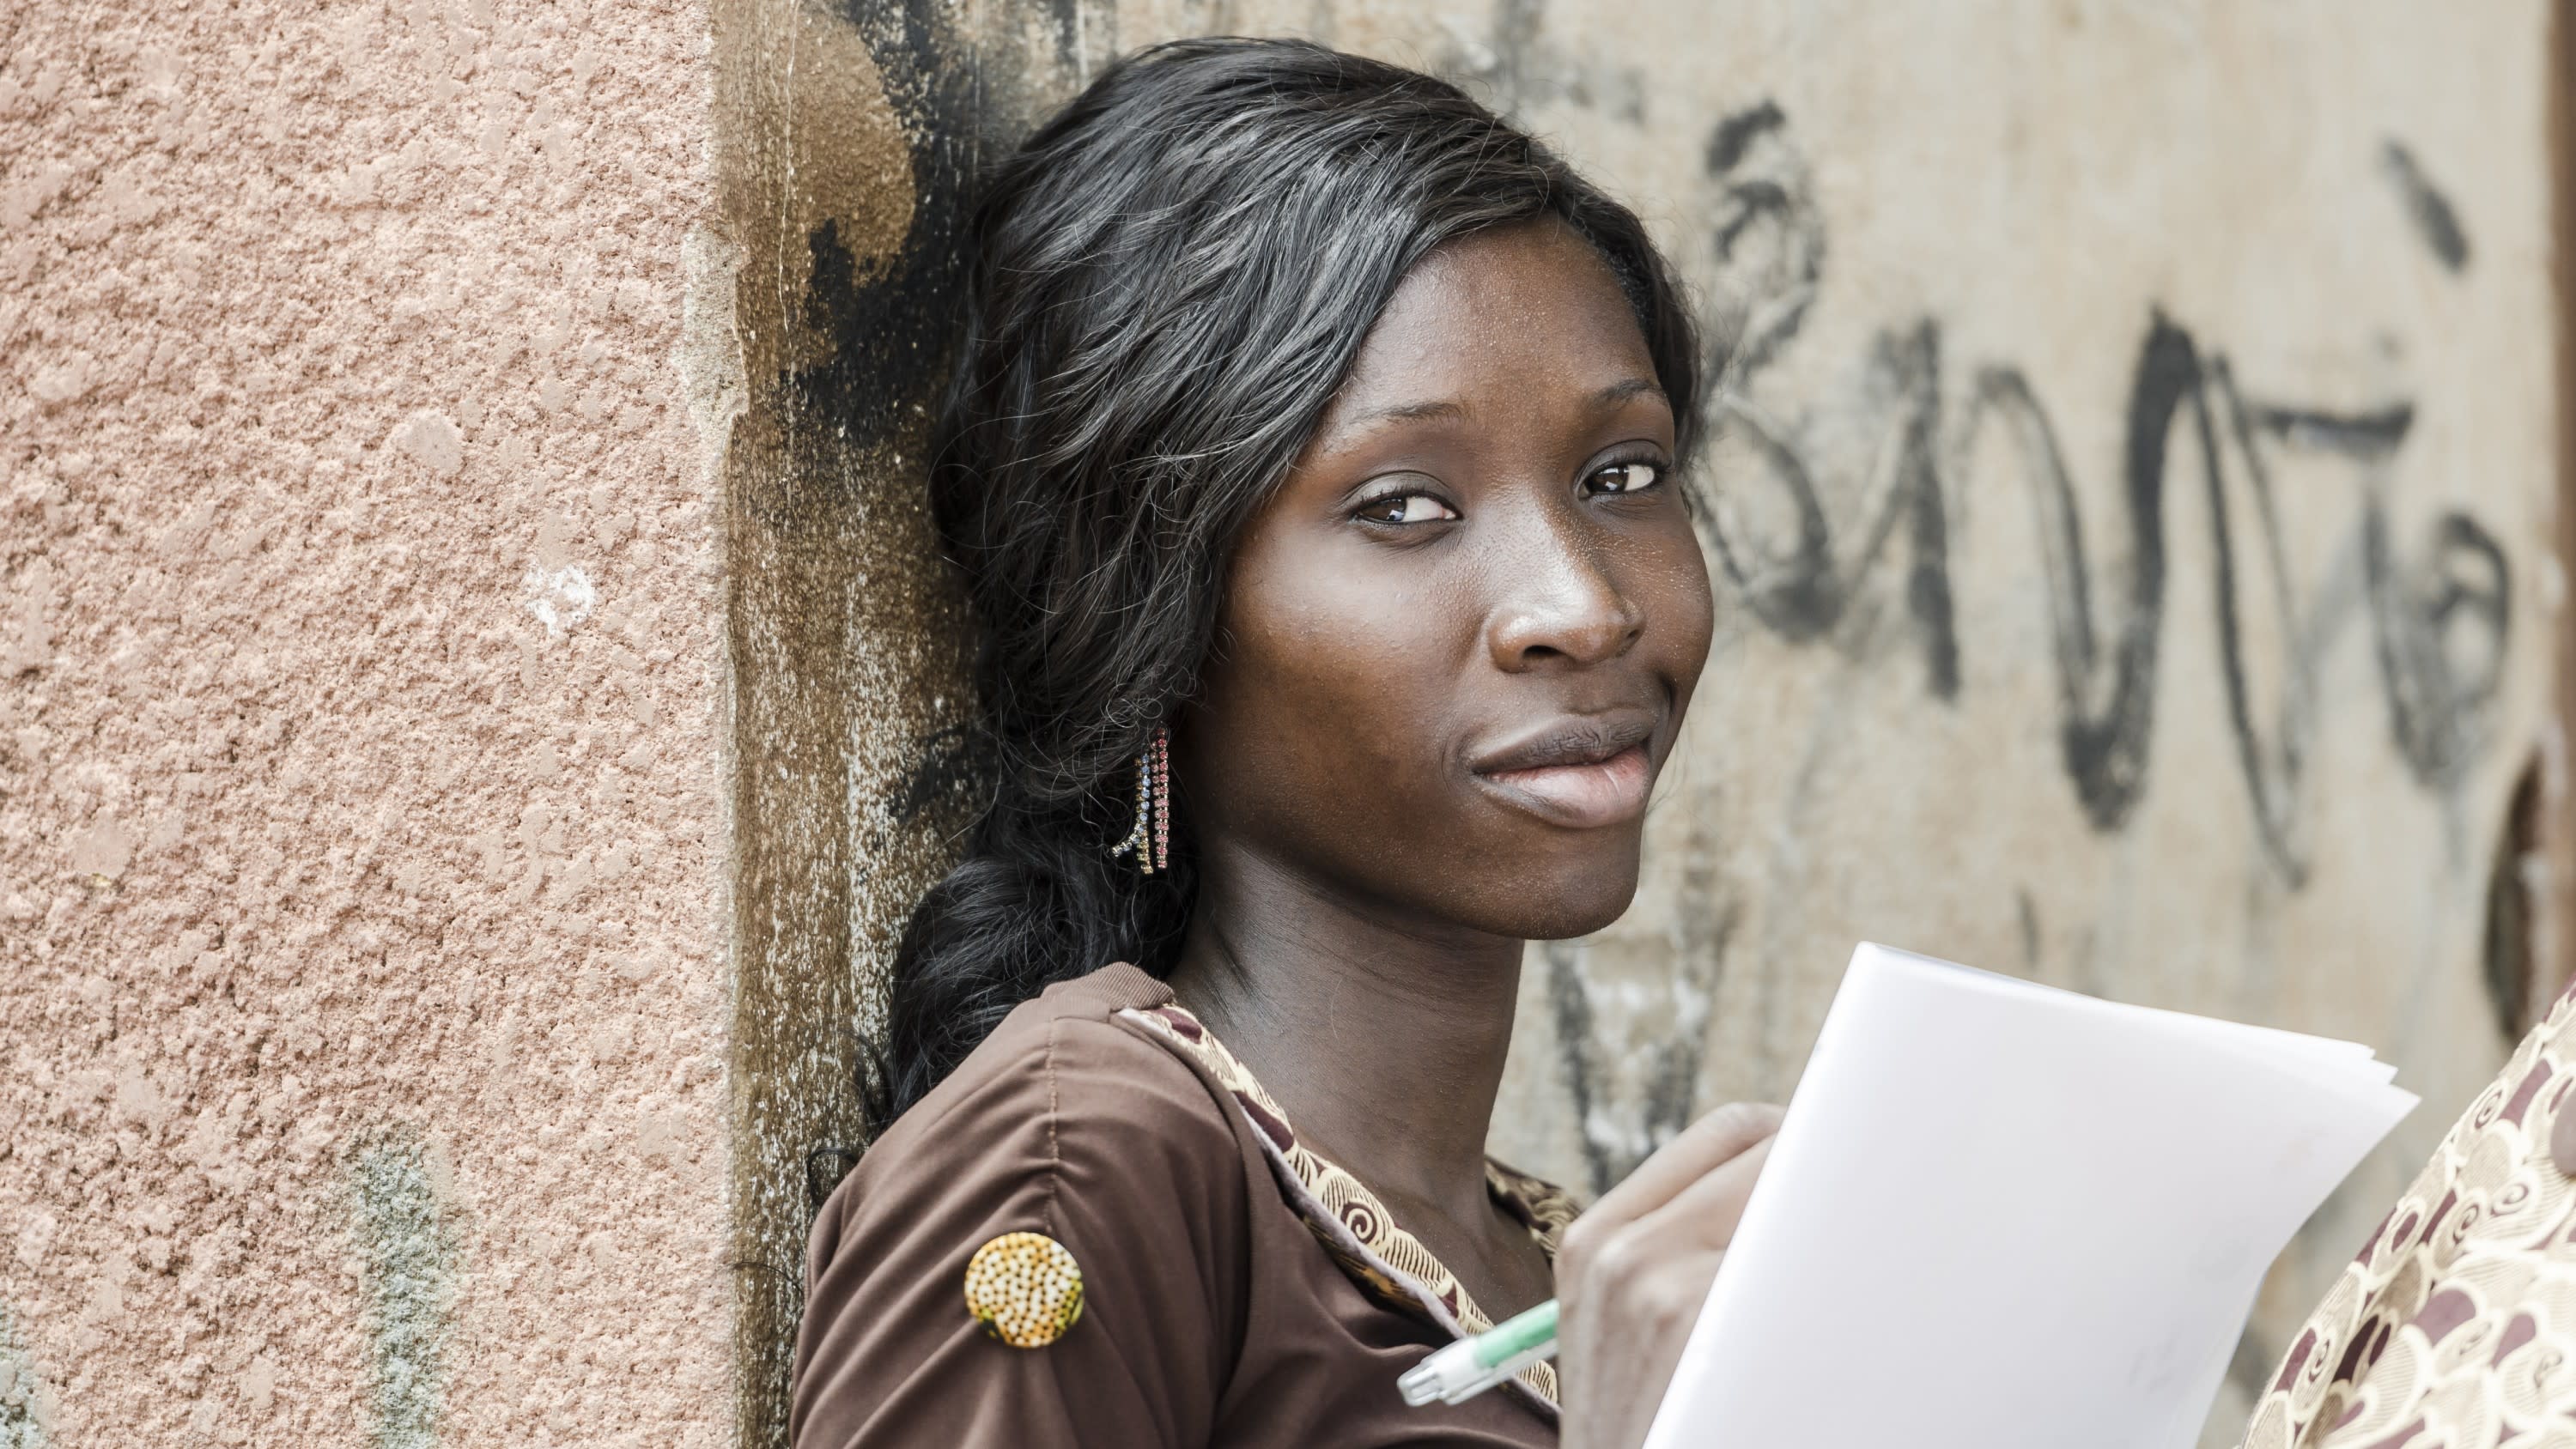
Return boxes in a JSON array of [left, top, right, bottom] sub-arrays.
[[791, 1018, 1251, 1448]]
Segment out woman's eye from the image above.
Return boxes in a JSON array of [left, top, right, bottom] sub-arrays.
[[1355, 493, 1460, 525], [1586, 461, 1662, 495]]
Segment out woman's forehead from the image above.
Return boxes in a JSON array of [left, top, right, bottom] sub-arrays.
[[1320, 221, 1662, 435], [1329, 223, 1649, 411]]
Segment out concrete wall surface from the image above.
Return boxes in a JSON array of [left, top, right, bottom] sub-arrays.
[[1, 1, 2562, 1446]]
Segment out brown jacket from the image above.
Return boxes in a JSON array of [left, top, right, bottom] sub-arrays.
[[790, 963, 1564, 1447]]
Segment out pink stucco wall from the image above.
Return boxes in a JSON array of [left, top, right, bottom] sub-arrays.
[[0, 0, 732, 1441]]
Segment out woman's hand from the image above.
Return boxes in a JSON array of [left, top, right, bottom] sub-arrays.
[[1552, 1102, 1784, 1449]]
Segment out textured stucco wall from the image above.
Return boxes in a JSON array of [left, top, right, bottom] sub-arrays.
[[2, 2, 2563, 1446], [0, 0, 732, 1443]]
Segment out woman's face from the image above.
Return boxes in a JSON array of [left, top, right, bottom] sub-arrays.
[[1185, 218, 1714, 943]]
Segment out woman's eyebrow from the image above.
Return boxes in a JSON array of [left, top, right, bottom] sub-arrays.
[[1334, 378, 1663, 438], [1338, 397, 1470, 433], [1592, 377, 1666, 409]]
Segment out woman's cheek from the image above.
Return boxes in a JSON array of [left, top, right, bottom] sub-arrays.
[[1655, 531, 1718, 680]]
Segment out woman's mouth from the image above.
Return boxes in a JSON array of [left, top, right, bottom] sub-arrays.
[[1473, 739, 1656, 830]]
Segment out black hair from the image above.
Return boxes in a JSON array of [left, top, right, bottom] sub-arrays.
[[872, 36, 1704, 1129]]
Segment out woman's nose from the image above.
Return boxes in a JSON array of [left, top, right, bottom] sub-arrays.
[[1485, 520, 1646, 672]]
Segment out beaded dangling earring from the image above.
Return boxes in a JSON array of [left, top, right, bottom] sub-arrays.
[[1110, 725, 1173, 876]]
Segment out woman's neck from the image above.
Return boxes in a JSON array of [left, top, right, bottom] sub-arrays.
[[1162, 843, 1525, 1225]]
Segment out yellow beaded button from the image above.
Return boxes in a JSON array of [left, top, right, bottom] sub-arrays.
[[963, 1231, 1085, 1348]]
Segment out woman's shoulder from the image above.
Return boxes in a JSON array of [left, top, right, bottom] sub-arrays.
[[893, 961, 1234, 1143], [820, 963, 1253, 1240]]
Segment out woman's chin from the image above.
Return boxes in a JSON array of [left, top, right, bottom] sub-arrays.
[[1475, 864, 1643, 943]]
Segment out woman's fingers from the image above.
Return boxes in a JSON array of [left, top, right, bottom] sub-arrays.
[[1558, 1104, 1781, 1307], [1587, 1101, 1783, 1227], [1627, 1132, 1775, 1255], [1564, 1135, 1774, 1309]]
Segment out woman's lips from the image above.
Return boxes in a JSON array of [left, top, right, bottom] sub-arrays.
[[1475, 743, 1653, 829]]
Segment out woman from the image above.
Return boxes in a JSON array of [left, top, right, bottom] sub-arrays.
[[791, 37, 1777, 1448]]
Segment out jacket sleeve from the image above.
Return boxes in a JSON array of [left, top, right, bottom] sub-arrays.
[[789, 1015, 1253, 1448]]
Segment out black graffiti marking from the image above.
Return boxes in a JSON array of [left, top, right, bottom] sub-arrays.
[[1541, 943, 1613, 1192], [1705, 97, 1824, 377], [1698, 108, 2512, 883], [1702, 324, 1954, 694], [1895, 330, 1959, 699], [1546, 878, 1735, 1195], [2368, 507, 2511, 788], [1970, 328, 2503, 882], [1705, 99, 1786, 174], [1547, 943, 1721, 1196], [2254, 401, 2415, 457], [2201, 360, 2332, 878], [1947, 319, 2190, 834], [2381, 139, 2472, 274], [1725, 311, 2506, 884]]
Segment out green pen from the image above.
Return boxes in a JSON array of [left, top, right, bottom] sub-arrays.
[[1397, 1299, 1558, 1407]]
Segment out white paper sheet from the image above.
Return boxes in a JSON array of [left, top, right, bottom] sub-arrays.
[[1639, 943, 2418, 1449]]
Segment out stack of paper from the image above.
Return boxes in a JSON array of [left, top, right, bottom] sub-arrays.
[[1642, 943, 2417, 1449]]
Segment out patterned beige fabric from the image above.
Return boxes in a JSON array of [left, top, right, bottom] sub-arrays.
[[2241, 978, 2576, 1449], [1118, 1003, 1581, 1411]]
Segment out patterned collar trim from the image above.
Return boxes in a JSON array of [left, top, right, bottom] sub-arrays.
[[1117, 1002, 1581, 1416]]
